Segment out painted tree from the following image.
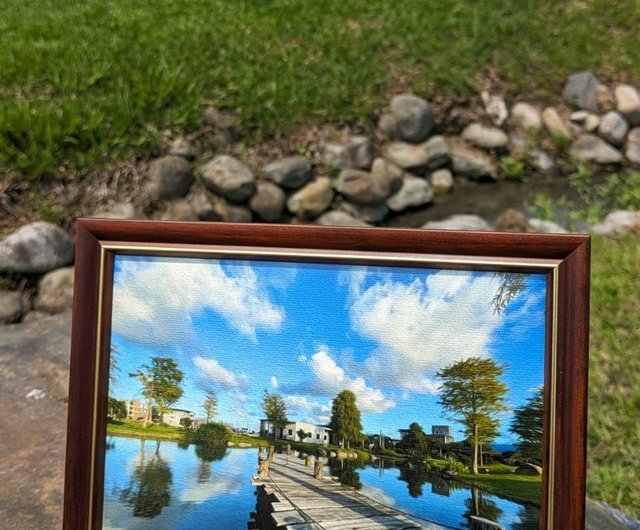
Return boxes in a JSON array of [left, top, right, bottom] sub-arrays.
[[107, 397, 127, 420], [202, 389, 218, 424], [492, 272, 525, 314], [297, 429, 309, 442], [436, 357, 508, 474], [130, 357, 184, 426], [399, 422, 429, 458], [328, 390, 362, 448], [510, 387, 544, 463], [262, 390, 288, 442]]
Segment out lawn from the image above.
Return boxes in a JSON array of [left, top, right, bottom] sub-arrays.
[[106, 419, 185, 441], [2, 0, 639, 180], [588, 233, 640, 518], [457, 471, 542, 505]]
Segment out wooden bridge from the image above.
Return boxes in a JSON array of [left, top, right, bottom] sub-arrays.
[[249, 453, 454, 530]]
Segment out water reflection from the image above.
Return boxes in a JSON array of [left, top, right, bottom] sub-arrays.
[[463, 487, 503, 527], [119, 440, 173, 518]]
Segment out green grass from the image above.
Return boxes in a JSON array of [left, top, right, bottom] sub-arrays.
[[457, 471, 542, 505], [588, 234, 640, 518], [106, 419, 185, 441], [2, 0, 640, 180]]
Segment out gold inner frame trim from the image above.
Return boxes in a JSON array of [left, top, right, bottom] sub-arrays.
[[89, 242, 560, 530]]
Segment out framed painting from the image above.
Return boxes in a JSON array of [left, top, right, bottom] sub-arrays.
[[64, 219, 589, 530]]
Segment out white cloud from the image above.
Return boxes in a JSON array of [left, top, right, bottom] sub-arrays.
[[111, 257, 284, 344], [284, 395, 333, 425], [307, 348, 396, 413], [270, 376, 279, 388], [349, 270, 505, 393], [194, 356, 247, 389], [297, 355, 307, 363]]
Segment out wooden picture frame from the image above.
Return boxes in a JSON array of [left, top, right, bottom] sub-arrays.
[[64, 219, 589, 530]]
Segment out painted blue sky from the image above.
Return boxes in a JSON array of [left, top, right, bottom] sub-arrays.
[[109, 255, 547, 445]]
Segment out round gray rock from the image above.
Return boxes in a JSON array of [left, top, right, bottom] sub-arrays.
[[614, 84, 640, 126], [262, 156, 312, 189], [430, 168, 454, 194], [147, 155, 193, 200], [249, 182, 286, 222], [287, 177, 334, 219], [511, 102, 542, 131], [570, 134, 623, 164], [341, 202, 389, 224], [422, 135, 450, 169], [384, 142, 429, 170], [0, 222, 74, 274], [323, 136, 375, 170], [462, 123, 509, 150], [336, 169, 392, 206], [160, 200, 198, 221], [386, 94, 434, 143], [625, 127, 640, 165], [562, 71, 600, 111], [448, 138, 498, 180], [316, 211, 370, 227], [201, 155, 256, 202], [598, 111, 629, 147], [370, 158, 404, 194], [423, 214, 493, 231], [387, 177, 433, 212], [0, 290, 26, 324], [34, 267, 74, 314]]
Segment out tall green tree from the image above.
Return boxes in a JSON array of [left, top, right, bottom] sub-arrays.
[[492, 272, 525, 314], [436, 357, 508, 474], [131, 357, 184, 426], [107, 397, 127, 420], [399, 422, 429, 458], [328, 390, 362, 448], [262, 390, 288, 442], [510, 388, 544, 463], [202, 389, 218, 424]]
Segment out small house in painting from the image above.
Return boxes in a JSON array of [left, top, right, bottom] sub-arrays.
[[259, 419, 331, 445], [163, 408, 196, 428]]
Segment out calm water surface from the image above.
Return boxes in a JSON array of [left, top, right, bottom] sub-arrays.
[[102, 436, 539, 529]]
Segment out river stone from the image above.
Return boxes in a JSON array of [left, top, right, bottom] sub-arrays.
[[422, 214, 492, 231], [287, 177, 334, 219], [542, 107, 571, 138], [383, 142, 429, 170], [341, 201, 389, 224], [591, 210, 640, 235], [0, 290, 25, 324], [570, 134, 623, 164], [461, 123, 508, 150], [209, 197, 253, 222], [614, 84, 640, 125], [370, 158, 404, 194], [249, 182, 286, 222], [168, 136, 193, 158], [571, 111, 600, 133], [448, 138, 498, 180], [586, 499, 640, 530], [203, 107, 241, 144], [379, 94, 434, 143], [562, 71, 600, 111], [430, 168, 454, 194], [511, 102, 542, 131], [598, 111, 629, 147], [160, 200, 198, 221], [34, 267, 74, 314], [495, 209, 532, 233], [201, 155, 256, 202], [316, 211, 370, 227], [0, 310, 71, 529], [386, 177, 433, 212], [533, 150, 555, 172], [323, 136, 375, 169], [262, 156, 312, 189], [481, 91, 508, 126], [422, 135, 450, 168], [336, 169, 392, 206], [147, 155, 193, 200], [529, 219, 569, 234], [189, 192, 217, 221], [626, 128, 640, 165], [0, 222, 74, 274], [94, 202, 144, 220]]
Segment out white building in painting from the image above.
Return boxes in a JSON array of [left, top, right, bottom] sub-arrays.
[[163, 408, 196, 428], [259, 419, 331, 445]]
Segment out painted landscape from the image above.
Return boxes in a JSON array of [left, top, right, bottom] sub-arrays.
[[104, 255, 547, 529]]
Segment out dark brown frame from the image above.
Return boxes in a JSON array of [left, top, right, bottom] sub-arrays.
[[64, 218, 590, 530]]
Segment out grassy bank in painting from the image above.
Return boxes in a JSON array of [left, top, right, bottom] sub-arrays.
[[456, 463, 541, 505], [3, 0, 639, 180]]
